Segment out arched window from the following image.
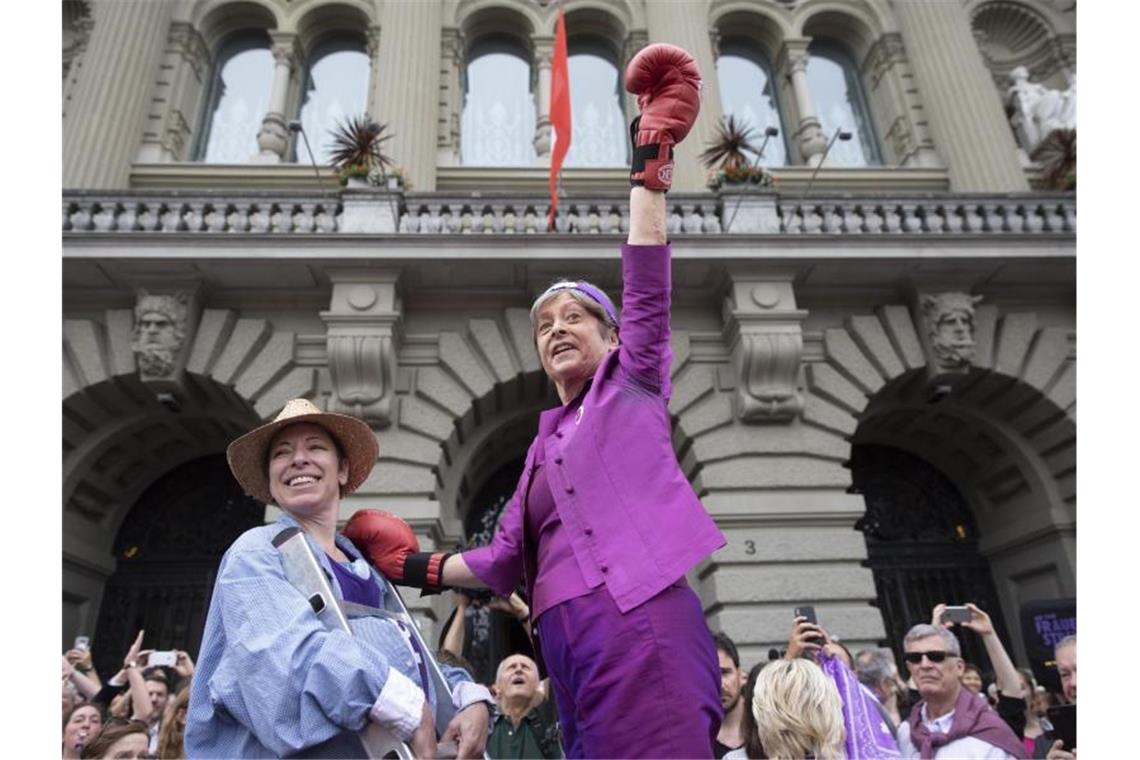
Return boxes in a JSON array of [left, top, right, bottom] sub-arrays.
[[564, 37, 627, 167], [806, 41, 881, 166], [715, 38, 789, 167], [461, 36, 536, 166], [195, 31, 274, 163], [295, 35, 370, 165]]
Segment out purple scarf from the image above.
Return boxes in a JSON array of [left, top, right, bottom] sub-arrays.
[[906, 687, 1028, 759], [818, 651, 901, 759]]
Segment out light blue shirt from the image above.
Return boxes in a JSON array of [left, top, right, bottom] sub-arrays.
[[186, 514, 476, 758]]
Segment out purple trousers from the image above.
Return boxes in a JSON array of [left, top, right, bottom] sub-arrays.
[[535, 578, 722, 758]]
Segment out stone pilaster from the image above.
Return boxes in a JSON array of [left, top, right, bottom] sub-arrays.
[[136, 22, 212, 163], [436, 28, 464, 166], [891, 0, 1028, 191], [372, 0, 443, 190], [643, 3, 724, 191], [62, 0, 176, 189], [861, 33, 940, 168], [321, 271, 403, 428]]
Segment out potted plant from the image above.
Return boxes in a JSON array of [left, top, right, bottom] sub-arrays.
[[1031, 128, 1075, 191], [328, 114, 396, 188], [700, 115, 776, 191]]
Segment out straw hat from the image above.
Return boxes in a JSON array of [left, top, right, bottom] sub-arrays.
[[226, 398, 379, 504]]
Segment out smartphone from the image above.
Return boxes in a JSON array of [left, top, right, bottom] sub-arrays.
[[148, 650, 178, 667], [941, 606, 972, 624], [793, 606, 818, 625], [74, 635, 90, 652], [1047, 703, 1076, 750]]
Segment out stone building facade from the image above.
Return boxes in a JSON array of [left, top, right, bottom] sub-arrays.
[[62, 0, 1076, 671]]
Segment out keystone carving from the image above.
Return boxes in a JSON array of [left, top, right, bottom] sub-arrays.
[[132, 291, 191, 380], [723, 278, 807, 423], [321, 273, 403, 428], [919, 292, 984, 373]]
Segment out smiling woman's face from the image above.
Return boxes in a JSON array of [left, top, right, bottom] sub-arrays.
[[266, 422, 348, 515]]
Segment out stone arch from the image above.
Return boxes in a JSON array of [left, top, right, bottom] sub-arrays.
[[802, 302, 1075, 655], [192, 0, 282, 50], [559, 2, 632, 42], [795, 1, 888, 62], [709, 5, 793, 63], [455, 1, 539, 47], [290, 0, 375, 57]]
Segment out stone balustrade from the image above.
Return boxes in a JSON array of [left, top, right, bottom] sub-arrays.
[[62, 190, 1075, 236]]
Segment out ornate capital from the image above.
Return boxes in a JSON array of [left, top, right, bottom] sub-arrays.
[[776, 39, 811, 78], [321, 272, 404, 428], [917, 291, 984, 374], [623, 30, 649, 66], [167, 22, 211, 81], [722, 276, 807, 423], [269, 32, 300, 69], [366, 25, 382, 60], [861, 32, 907, 88]]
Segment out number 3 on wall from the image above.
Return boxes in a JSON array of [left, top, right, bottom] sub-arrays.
[[744, 540, 756, 555]]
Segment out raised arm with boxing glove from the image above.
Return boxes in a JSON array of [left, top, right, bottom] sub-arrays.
[[344, 509, 453, 592]]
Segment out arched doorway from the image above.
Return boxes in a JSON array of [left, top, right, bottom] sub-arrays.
[[851, 443, 1011, 672], [91, 454, 263, 677], [450, 457, 534, 685]]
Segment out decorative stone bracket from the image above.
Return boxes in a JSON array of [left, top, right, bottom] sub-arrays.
[[321, 271, 403, 428], [128, 283, 202, 399], [723, 275, 807, 423]]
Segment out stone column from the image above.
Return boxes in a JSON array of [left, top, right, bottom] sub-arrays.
[[891, 0, 1028, 191], [532, 36, 553, 159], [643, 2, 724, 191], [62, 0, 176, 189], [254, 32, 299, 163], [372, 0, 443, 191], [364, 25, 383, 121], [776, 40, 827, 166]]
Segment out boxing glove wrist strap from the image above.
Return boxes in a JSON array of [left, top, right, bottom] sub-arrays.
[[629, 118, 674, 192], [402, 551, 452, 590]]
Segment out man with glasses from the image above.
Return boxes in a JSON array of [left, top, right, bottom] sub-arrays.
[[896, 609, 1027, 758]]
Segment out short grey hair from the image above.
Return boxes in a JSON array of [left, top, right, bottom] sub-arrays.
[[854, 648, 893, 686], [529, 282, 618, 337], [1054, 634, 1076, 655], [903, 623, 961, 657]]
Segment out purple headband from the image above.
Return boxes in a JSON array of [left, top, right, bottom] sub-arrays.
[[532, 280, 619, 327]]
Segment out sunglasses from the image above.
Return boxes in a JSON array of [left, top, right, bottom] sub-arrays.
[[904, 650, 956, 664]]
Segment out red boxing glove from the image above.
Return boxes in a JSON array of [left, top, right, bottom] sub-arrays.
[[344, 509, 451, 591], [625, 43, 702, 192]]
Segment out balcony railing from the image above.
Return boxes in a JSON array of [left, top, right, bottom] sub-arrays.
[[62, 190, 1075, 237]]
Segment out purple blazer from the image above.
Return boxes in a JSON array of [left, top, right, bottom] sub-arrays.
[[464, 243, 726, 614]]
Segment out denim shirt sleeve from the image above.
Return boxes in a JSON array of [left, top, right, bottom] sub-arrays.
[[618, 243, 672, 399], [187, 528, 419, 757]]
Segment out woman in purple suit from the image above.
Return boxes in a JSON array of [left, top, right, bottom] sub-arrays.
[[347, 43, 725, 758]]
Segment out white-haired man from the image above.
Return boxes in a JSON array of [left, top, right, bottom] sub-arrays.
[[1033, 635, 1076, 759], [897, 604, 1027, 758]]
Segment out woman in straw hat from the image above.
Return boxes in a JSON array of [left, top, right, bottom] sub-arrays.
[[185, 399, 492, 758], [343, 44, 726, 758]]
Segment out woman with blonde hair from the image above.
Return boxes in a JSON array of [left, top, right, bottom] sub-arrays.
[[753, 659, 846, 760], [156, 686, 189, 759]]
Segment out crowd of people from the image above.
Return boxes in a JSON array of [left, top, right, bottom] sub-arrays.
[[61, 631, 192, 759]]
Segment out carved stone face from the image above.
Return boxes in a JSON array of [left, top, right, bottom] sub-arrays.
[[932, 308, 976, 367], [921, 293, 982, 371], [131, 294, 188, 378]]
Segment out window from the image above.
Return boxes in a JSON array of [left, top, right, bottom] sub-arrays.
[[806, 41, 881, 166], [461, 36, 536, 166], [294, 35, 370, 164], [564, 37, 627, 167], [195, 31, 274, 163], [715, 39, 789, 167]]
